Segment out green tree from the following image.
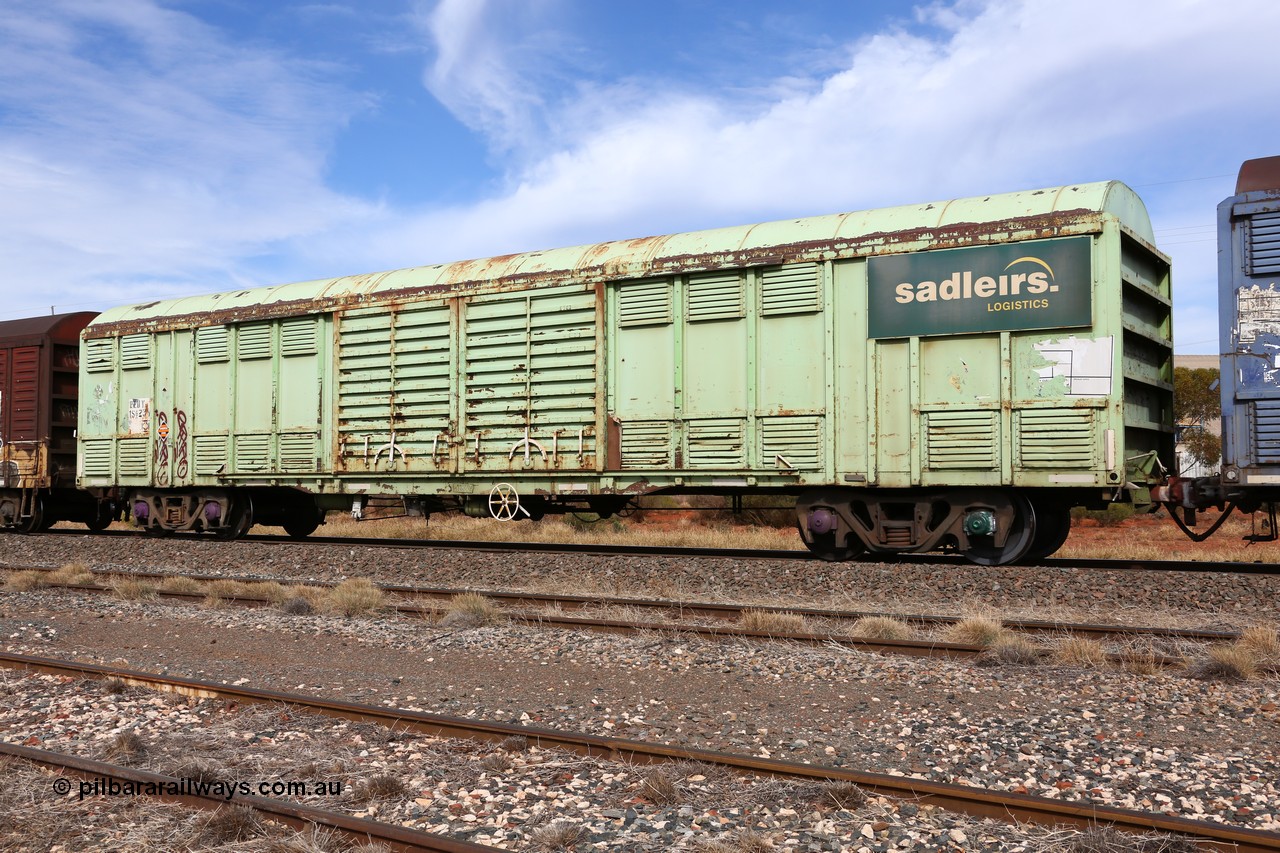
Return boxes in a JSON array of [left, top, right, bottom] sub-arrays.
[[1173, 366, 1221, 468]]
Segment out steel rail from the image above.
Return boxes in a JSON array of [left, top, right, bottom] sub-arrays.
[[0, 567, 1205, 665], [1, 652, 1273, 853], [0, 563, 1243, 642], [0, 742, 496, 853], [36, 526, 1280, 574]]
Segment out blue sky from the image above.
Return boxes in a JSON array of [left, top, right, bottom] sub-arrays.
[[3, 0, 1279, 353]]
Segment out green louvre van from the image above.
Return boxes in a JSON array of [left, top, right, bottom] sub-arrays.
[[78, 180, 1172, 563]]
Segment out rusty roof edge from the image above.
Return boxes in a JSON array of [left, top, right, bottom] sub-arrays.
[[86, 208, 1117, 337], [89, 211, 1114, 336]]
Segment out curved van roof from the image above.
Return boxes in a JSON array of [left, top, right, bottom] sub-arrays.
[[0, 312, 98, 345], [89, 180, 1156, 334]]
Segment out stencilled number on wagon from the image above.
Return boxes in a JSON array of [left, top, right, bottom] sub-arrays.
[[127, 398, 151, 434]]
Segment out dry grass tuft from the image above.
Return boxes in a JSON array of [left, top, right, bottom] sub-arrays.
[[1047, 825, 1202, 852], [48, 562, 94, 585], [319, 509, 803, 553], [982, 634, 1043, 666], [194, 805, 264, 845], [249, 581, 291, 605], [1054, 636, 1110, 669], [102, 677, 129, 695], [1190, 644, 1259, 682], [1115, 640, 1166, 676], [944, 616, 1006, 647], [111, 577, 155, 601], [528, 820, 588, 851], [740, 608, 808, 634], [295, 585, 332, 610], [102, 731, 147, 764], [262, 825, 379, 853], [280, 596, 314, 616], [694, 831, 776, 853], [172, 761, 220, 785], [499, 735, 529, 752], [350, 774, 407, 804], [206, 579, 250, 600], [848, 615, 914, 640], [159, 576, 203, 595], [4, 571, 46, 591], [1238, 625, 1280, 670], [639, 767, 684, 806], [441, 592, 501, 628], [480, 753, 513, 774], [327, 578, 385, 616], [819, 780, 866, 810]]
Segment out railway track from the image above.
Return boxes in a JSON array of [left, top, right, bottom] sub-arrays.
[[1, 564, 1221, 667], [39, 526, 1280, 575], [2, 651, 1275, 853]]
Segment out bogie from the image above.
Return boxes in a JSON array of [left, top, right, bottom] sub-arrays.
[[796, 489, 1047, 565]]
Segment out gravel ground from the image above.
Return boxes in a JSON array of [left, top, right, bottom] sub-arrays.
[[0, 670, 1076, 852], [1, 562, 1278, 852], [4, 531, 1280, 629], [3, 533, 1279, 850]]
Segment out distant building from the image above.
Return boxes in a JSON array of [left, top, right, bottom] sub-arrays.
[[1173, 354, 1220, 478]]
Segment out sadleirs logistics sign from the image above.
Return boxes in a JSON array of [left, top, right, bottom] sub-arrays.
[[867, 237, 1091, 338]]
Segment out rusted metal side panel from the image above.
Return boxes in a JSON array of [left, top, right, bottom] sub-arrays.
[[0, 345, 47, 490], [606, 263, 830, 483], [336, 302, 452, 474], [0, 347, 11, 487], [75, 182, 1171, 501], [460, 285, 600, 476]]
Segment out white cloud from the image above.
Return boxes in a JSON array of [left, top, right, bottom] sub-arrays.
[[0, 0, 375, 318], [3, 0, 1277, 358], [367, 0, 1280, 354], [414, 0, 566, 157]]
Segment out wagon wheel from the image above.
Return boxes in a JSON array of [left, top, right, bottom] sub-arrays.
[[85, 501, 114, 532], [214, 495, 254, 541], [282, 504, 324, 539], [1019, 499, 1072, 563], [965, 495, 1036, 566], [488, 483, 527, 521], [14, 495, 44, 534]]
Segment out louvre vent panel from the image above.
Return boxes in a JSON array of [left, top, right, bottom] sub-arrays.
[[280, 317, 319, 356], [1252, 399, 1280, 464], [620, 420, 673, 468], [120, 335, 151, 370], [335, 300, 546, 469], [117, 439, 149, 477], [761, 263, 821, 315], [758, 416, 822, 470], [1248, 211, 1280, 276], [84, 339, 114, 373], [237, 324, 272, 360], [234, 434, 271, 471], [81, 440, 113, 477], [618, 278, 673, 327], [1017, 409, 1095, 468], [279, 433, 319, 471], [463, 292, 598, 449], [686, 418, 745, 468], [193, 435, 228, 475], [925, 411, 998, 470], [195, 327, 229, 363], [687, 271, 744, 321]]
